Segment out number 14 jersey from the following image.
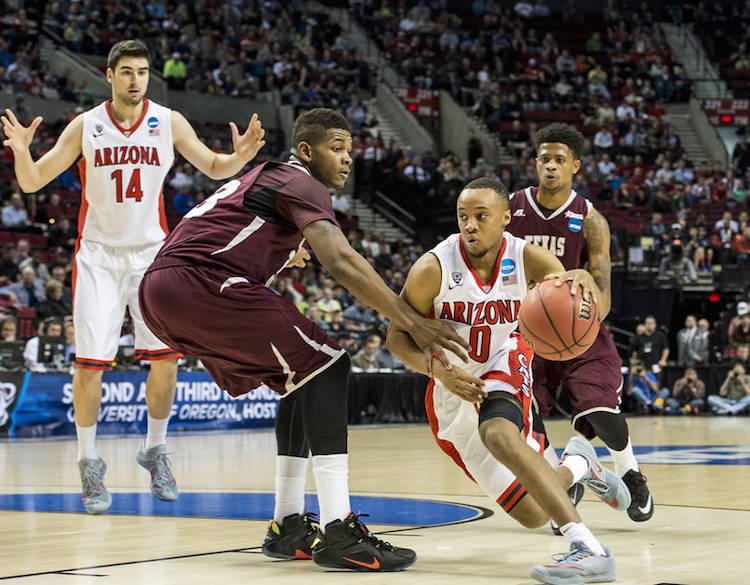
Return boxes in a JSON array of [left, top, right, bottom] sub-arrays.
[[79, 99, 174, 247], [429, 231, 528, 375]]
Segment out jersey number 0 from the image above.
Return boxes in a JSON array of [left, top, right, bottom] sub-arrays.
[[111, 169, 144, 203]]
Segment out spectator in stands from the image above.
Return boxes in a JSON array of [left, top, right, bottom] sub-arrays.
[[23, 317, 63, 373], [0, 244, 18, 284], [36, 279, 72, 321], [316, 287, 342, 323], [709, 362, 750, 415], [162, 52, 186, 90], [715, 210, 738, 242], [2, 193, 30, 227], [657, 367, 705, 414], [64, 320, 75, 365], [19, 248, 51, 282], [342, 298, 375, 335], [304, 305, 329, 332], [1, 266, 44, 309], [625, 358, 665, 413], [47, 217, 78, 251], [593, 125, 614, 153], [1, 316, 18, 342], [631, 315, 670, 371], [351, 334, 382, 371], [692, 225, 713, 271], [729, 301, 749, 337], [677, 314, 709, 366], [735, 344, 750, 369], [730, 312, 750, 347], [171, 189, 197, 215], [731, 226, 750, 264]]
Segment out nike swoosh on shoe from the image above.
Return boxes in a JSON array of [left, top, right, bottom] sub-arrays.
[[343, 556, 380, 570], [638, 494, 652, 515]]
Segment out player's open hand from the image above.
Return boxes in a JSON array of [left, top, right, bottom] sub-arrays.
[[230, 113, 265, 162], [433, 362, 487, 403], [286, 247, 310, 268], [408, 317, 470, 376], [1, 109, 43, 153], [544, 269, 600, 304]]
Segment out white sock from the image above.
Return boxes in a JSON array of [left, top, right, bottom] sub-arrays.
[[561, 454, 589, 485], [607, 438, 639, 477], [560, 522, 606, 555], [274, 455, 309, 524], [76, 423, 98, 461], [312, 453, 350, 533], [543, 445, 561, 468], [144, 414, 169, 450]]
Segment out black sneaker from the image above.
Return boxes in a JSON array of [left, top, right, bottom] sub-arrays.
[[311, 512, 416, 571], [622, 469, 653, 522], [551, 483, 585, 535], [262, 512, 318, 560]]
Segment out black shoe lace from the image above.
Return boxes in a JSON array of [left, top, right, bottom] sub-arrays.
[[624, 470, 649, 502], [346, 513, 394, 551]]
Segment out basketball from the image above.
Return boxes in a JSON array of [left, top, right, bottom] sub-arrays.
[[518, 279, 600, 361]]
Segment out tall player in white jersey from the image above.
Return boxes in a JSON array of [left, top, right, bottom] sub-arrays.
[[1, 40, 265, 514], [388, 178, 630, 584]]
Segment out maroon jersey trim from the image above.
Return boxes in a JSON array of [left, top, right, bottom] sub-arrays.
[[105, 98, 150, 137], [458, 234, 507, 293]]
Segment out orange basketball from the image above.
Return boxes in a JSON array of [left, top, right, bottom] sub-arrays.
[[518, 279, 600, 361]]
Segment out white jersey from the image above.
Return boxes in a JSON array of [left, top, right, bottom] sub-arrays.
[[430, 231, 529, 376], [79, 99, 174, 248]]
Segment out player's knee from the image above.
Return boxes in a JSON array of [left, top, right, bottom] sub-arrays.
[[74, 367, 104, 385], [479, 419, 521, 462], [509, 500, 548, 529]]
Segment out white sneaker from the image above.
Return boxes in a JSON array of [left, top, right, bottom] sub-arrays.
[[530, 541, 616, 584], [562, 436, 631, 511]]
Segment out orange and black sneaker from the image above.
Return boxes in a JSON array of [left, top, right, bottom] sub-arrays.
[[311, 512, 416, 572], [262, 512, 318, 560]]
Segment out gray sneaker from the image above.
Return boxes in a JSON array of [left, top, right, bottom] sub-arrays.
[[136, 444, 178, 501], [530, 541, 616, 584], [562, 436, 631, 512], [78, 457, 112, 515]]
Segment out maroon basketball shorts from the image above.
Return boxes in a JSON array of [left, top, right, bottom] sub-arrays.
[[139, 263, 346, 397], [531, 327, 623, 439]]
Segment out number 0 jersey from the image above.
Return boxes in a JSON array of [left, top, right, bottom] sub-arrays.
[[429, 232, 529, 376], [79, 99, 174, 247]]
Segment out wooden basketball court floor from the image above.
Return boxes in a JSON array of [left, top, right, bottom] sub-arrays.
[[1, 416, 749, 585]]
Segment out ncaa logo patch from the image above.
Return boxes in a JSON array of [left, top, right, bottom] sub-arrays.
[[568, 218, 583, 232], [500, 259, 516, 275], [147, 117, 159, 128]]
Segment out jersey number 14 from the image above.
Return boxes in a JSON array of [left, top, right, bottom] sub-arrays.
[[110, 169, 144, 203]]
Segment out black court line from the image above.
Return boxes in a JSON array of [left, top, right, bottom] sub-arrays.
[[0, 503, 492, 580], [57, 572, 107, 577]]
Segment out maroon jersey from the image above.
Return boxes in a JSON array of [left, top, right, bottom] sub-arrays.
[[152, 160, 338, 284], [507, 187, 593, 270]]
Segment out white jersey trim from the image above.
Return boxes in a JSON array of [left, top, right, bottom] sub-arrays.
[[524, 187, 578, 221]]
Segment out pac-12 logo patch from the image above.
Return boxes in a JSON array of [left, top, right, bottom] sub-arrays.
[[449, 272, 464, 289], [568, 218, 583, 232], [500, 259, 516, 275]]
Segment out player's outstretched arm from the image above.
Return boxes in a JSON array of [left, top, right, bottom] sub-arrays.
[[1, 110, 83, 193], [386, 254, 487, 403], [303, 219, 470, 374], [172, 111, 265, 180]]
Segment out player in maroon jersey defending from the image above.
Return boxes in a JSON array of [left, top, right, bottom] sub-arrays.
[[139, 108, 469, 572], [507, 123, 653, 524]]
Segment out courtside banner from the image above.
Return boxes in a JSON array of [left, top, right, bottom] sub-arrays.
[[4, 371, 279, 437]]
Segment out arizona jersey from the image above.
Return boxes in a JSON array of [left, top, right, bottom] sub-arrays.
[[430, 232, 529, 376], [79, 99, 174, 247], [508, 187, 593, 270], [152, 159, 338, 286]]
